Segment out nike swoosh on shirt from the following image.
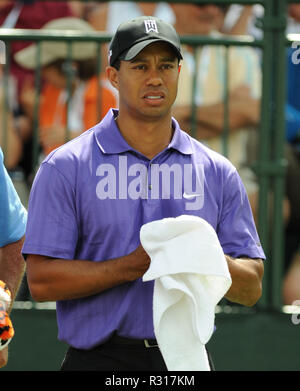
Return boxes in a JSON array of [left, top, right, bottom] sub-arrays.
[[183, 192, 202, 199]]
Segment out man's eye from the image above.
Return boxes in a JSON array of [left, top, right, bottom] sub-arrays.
[[134, 64, 146, 70], [161, 64, 173, 70]]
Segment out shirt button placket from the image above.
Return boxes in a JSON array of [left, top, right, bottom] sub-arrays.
[[148, 163, 152, 198]]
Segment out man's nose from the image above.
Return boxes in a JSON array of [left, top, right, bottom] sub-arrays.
[[146, 68, 163, 86]]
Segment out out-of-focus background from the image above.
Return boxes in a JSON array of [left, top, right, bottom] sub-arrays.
[[1, 0, 300, 371]]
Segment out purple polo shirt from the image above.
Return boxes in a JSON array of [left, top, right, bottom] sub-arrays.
[[23, 109, 265, 349]]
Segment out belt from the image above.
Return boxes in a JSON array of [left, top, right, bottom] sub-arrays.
[[108, 333, 158, 348]]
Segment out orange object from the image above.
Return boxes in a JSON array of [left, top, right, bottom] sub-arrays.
[[0, 309, 14, 344], [39, 74, 117, 155], [0, 281, 14, 350]]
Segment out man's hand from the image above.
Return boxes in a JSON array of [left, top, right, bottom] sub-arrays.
[[127, 244, 151, 281], [228, 85, 260, 125], [229, 85, 252, 100], [224, 256, 264, 306]]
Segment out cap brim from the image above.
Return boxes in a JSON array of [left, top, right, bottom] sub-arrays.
[[119, 38, 182, 62]]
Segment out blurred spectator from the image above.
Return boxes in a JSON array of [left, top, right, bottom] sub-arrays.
[[80, 2, 108, 32], [0, 64, 22, 170], [105, 1, 175, 33], [0, 0, 74, 95], [84, 1, 175, 32], [0, 63, 31, 207], [66, 1, 86, 18], [287, 3, 300, 34], [282, 41, 300, 304], [222, 3, 300, 38], [0, 0, 74, 204], [222, 3, 300, 303], [221, 4, 264, 38], [171, 4, 262, 222], [83, 1, 175, 70], [15, 17, 117, 158]]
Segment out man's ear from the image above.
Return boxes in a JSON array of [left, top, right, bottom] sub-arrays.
[[178, 64, 182, 74], [106, 66, 119, 90]]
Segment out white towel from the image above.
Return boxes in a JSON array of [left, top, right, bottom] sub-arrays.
[[141, 215, 232, 371]]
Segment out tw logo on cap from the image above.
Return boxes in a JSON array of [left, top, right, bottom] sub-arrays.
[[144, 20, 158, 34]]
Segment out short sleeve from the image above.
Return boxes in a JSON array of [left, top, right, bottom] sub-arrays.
[[22, 162, 78, 259], [0, 148, 27, 247], [217, 167, 265, 260]]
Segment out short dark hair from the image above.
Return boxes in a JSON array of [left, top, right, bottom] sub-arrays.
[[112, 58, 121, 71]]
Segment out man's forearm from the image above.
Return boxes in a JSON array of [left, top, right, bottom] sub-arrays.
[[197, 99, 259, 133], [173, 98, 260, 140], [26, 245, 151, 302], [0, 236, 26, 309], [224, 255, 264, 306]]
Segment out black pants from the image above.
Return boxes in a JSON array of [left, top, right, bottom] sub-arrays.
[[61, 334, 215, 371]]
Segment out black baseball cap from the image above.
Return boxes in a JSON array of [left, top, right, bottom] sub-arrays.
[[108, 16, 182, 67]]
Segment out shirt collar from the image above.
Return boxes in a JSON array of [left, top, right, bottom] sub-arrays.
[[169, 117, 194, 155], [94, 109, 193, 156]]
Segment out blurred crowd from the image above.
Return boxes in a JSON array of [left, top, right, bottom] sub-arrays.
[[0, 1, 299, 305]]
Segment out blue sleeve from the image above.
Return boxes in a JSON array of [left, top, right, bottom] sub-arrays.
[[0, 148, 27, 247]]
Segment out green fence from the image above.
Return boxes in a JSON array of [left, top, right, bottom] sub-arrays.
[[3, 303, 300, 371], [1, 0, 300, 371]]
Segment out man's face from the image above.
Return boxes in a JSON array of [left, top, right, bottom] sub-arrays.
[[108, 41, 180, 122]]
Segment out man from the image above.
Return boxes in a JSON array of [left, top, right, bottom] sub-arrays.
[[0, 64, 23, 171], [0, 0, 74, 94], [282, 43, 300, 304], [0, 0, 75, 204], [0, 147, 27, 368], [171, 4, 262, 222], [14, 17, 118, 158], [23, 16, 265, 371]]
